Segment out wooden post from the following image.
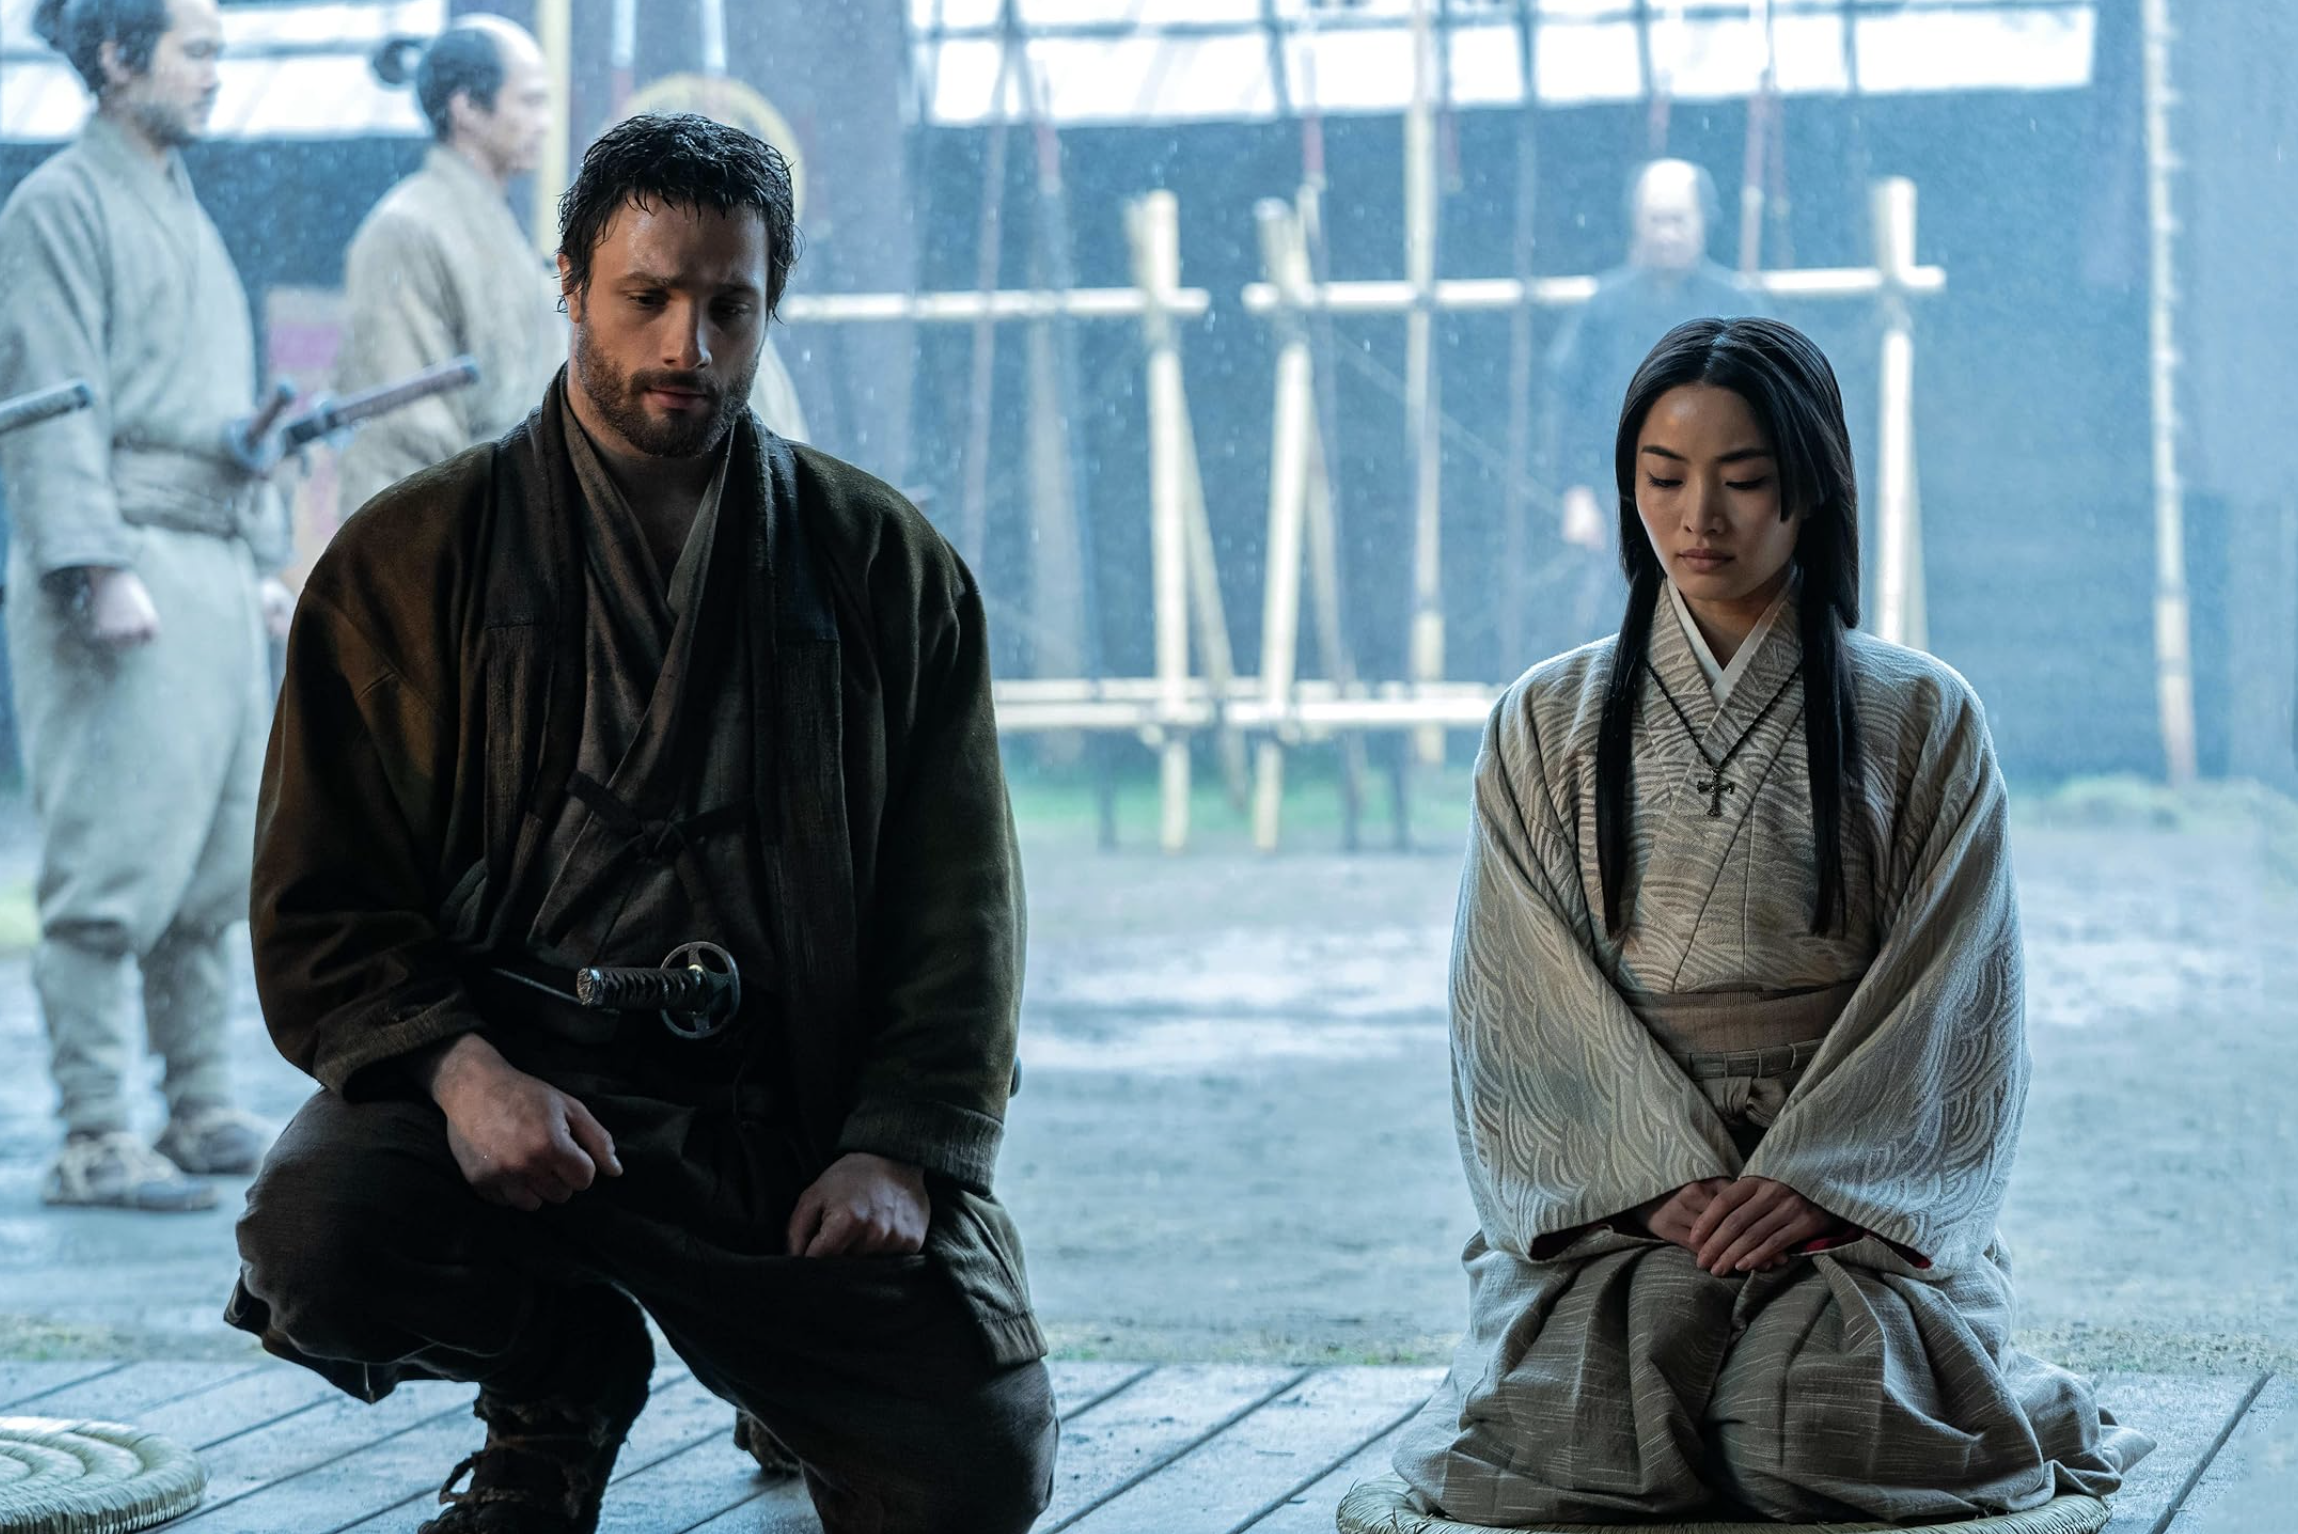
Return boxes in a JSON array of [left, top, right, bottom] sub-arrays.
[[1178, 406, 1252, 809], [1254, 201, 1313, 850], [2143, 0, 2199, 786], [1130, 192, 1196, 850], [1296, 189, 1370, 853], [1252, 198, 1373, 852], [1871, 177, 1926, 651], [1405, 0, 1447, 766]]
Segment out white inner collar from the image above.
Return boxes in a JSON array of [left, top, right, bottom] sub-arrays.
[[1667, 579, 1792, 707]]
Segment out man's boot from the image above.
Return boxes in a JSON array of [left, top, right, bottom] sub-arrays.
[[418, 1287, 653, 1533], [732, 1409, 803, 1480]]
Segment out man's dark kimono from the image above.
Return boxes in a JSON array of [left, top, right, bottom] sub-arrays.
[[225, 372, 1052, 1529]]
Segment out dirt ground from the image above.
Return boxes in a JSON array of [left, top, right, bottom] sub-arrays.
[[0, 786, 2291, 1378]]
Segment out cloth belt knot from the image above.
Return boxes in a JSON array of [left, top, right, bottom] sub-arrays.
[[565, 771, 745, 863]]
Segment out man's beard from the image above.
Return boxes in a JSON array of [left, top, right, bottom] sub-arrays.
[[130, 95, 209, 149], [571, 325, 757, 460]]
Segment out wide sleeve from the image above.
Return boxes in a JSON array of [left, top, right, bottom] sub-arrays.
[[834, 552, 1024, 1194], [1743, 686, 2027, 1275], [0, 176, 134, 576], [334, 212, 473, 512], [1450, 688, 1734, 1259], [249, 581, 489, 1093]]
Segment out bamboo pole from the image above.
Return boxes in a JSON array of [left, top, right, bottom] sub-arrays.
[[1405, 0, 1446, 767], [1254, 199, 1372, 851], [1281, 0, 1368, 850], [1177, 400, 1253, 809], [1254, 200, 1314, 850], [2142, 0, 2198, 786], [780, 288, 1210, 323], [1296, 195, 1371, 851], [1129, 191, 1196, 850], [1238, 266, 1938, 315], [1871, 178, 1924, 650], [992, 684, 1499, 734]]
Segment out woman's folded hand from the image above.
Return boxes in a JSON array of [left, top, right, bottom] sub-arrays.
[[1630, 1178, 1733, 1249], [1686, 1176, 1848, 1275]]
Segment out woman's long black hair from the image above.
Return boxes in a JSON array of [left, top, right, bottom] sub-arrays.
[[1594, 316, 1862, 937]]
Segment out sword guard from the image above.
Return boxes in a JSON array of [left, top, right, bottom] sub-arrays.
[[659, 940, 740, 1040]]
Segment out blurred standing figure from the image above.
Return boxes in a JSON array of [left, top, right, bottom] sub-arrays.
[[1539, 159, 1765, 654], [335, 17, 564, 514], [0, 0, 295, 1209]]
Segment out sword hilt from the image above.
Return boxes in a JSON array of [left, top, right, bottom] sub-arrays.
[[575, 964, 719, 1011], [572, 941, 740, 1039], [0, 378, 94, 437]]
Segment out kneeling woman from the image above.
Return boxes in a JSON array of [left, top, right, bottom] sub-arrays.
[[1395, 317, 2150, 1524]]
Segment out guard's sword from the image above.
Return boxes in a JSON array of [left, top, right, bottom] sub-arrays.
[[0, 378, 94, 437], [575, 941, 742, 1040], [279, 354, 481, 451]]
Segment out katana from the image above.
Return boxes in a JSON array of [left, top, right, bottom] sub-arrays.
[[0, 378, 94, 437], [280, 354, 481, 451], [576, 941, 742, 1040]]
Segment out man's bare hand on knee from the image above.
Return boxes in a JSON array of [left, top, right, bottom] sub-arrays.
[[417, 1034, 622, 1211], [785, 1153, 930, 1258]]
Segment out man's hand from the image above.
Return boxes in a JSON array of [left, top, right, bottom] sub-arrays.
[[83, 567, 159, 648], [423, 1034, 621, 1212], [259, 577, 295, 640], [1560, 485, 1607, 552], [1687, 1176, 1846, 1276], [786, 1153, 931, 1258], [1630, 1178, 1731, 1253]]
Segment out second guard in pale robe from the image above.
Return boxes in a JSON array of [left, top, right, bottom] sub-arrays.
[[335, 17, 565, 516], [1391, 317, 2152, 1523], [339, 18, 811, 522]]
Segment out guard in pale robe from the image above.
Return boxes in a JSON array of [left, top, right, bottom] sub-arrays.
[[0, 0, 289, 1210], [1393, 315, 2151, 1523], [334, 18, 565, 516], [1541, 160, 1765, 651]]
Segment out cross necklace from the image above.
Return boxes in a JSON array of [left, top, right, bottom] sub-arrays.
[[1644, 661, 1802, 818]]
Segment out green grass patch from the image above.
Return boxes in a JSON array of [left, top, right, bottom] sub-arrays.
[[2013, 774, 2298, 885], [1006, 745, 1477, 856]]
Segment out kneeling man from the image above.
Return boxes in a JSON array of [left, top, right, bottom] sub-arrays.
[[225, 112, 1053, 1534]]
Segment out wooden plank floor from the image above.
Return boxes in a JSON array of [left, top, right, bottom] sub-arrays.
[[0, 1361, 2277, 1532]]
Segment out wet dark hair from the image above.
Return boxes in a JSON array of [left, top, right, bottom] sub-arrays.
[[556, 112, 800, 317], [33, 0, 171, 94], [371, 23, 507, 141], [1595, 316, 1863, 937]]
